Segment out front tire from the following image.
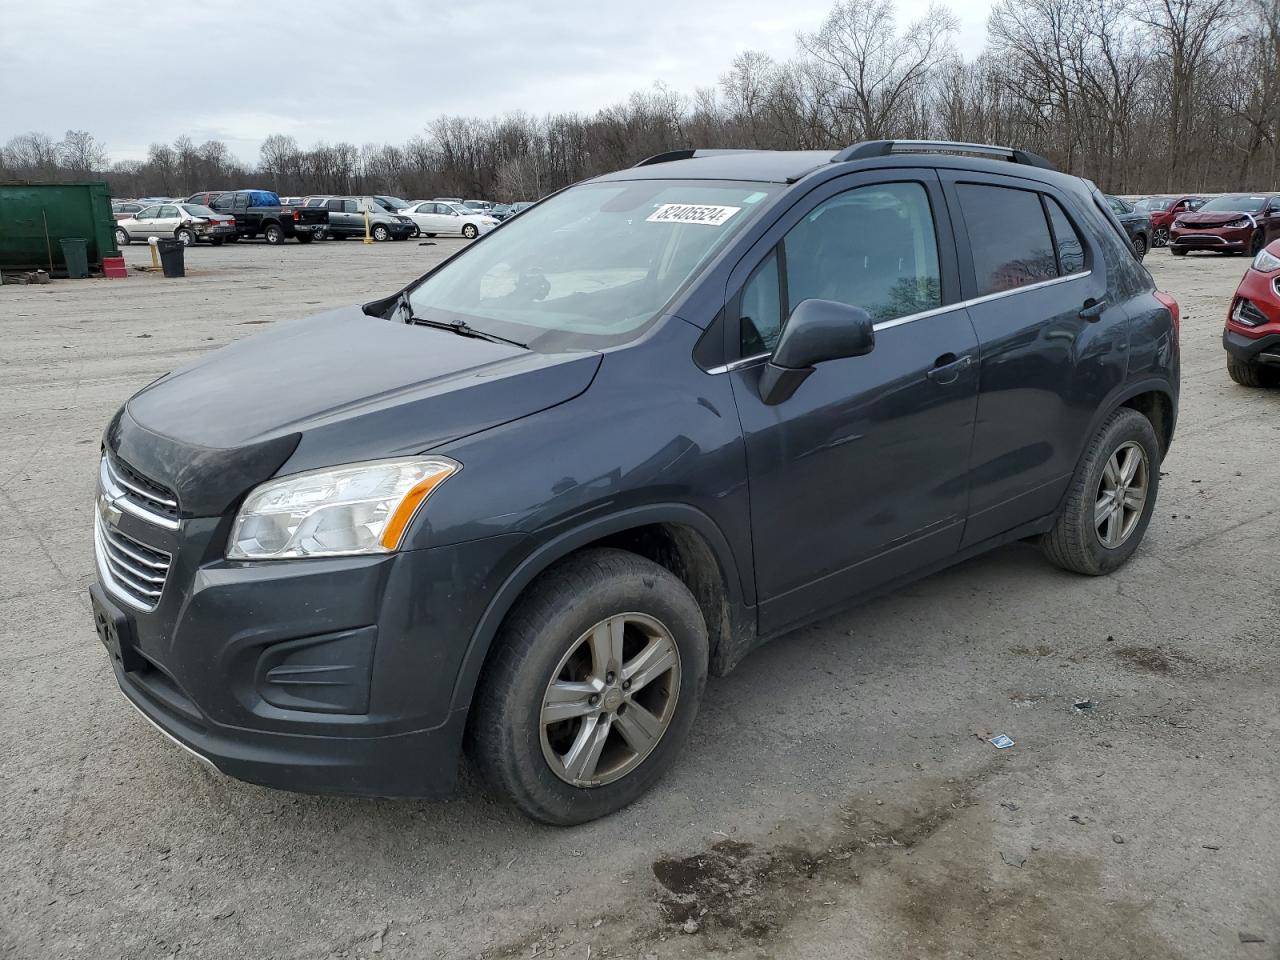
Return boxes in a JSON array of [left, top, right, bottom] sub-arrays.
[[1153, 226, 1169, 247], [462, 223, 479, 239], [467, 549, 708, 825], [1042, 408, 1160, 576], [1170, 246, 1186, 256], [372, 224, 390, 242], [263, 223, 284, 245], [1250, 230, 1265, 256], [1227, 354, 1280, 387]]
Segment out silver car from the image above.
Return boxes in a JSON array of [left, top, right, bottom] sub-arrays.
[[402, 201, 499, 239], [113, 203, 236, 247]]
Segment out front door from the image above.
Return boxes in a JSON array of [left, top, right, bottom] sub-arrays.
[[127, 205, 158, 239], [726, 173, 980, 636]]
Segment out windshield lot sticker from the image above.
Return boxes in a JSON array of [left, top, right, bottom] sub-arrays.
[[647, 203, 741, 226]]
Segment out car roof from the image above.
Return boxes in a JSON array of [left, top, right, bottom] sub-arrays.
[[588, 142, 1086, 194]]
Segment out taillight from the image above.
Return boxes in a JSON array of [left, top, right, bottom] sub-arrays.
[[1154, 290, 1180, 339], [293, 209, 301, 221]]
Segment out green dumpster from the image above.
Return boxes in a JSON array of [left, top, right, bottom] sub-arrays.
[[0, 181, 118, 275], [60, 238, 89, 278]]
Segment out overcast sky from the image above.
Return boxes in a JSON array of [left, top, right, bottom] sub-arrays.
[[1, 0, 992, 165]]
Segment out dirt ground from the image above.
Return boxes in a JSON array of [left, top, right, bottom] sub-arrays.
[[1, 238, 1277, 960]]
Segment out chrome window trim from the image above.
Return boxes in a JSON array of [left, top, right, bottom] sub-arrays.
[[708, 270, 1091, 374]]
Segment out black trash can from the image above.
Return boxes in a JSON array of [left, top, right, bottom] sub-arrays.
[[60, 238, 89, 279], [157, 238, 186, 278]]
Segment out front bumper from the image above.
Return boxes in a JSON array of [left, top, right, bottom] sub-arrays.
[[1223, 328, 1280, 365], [91, 496, 524, 797], [1169, 225, 1253, 251]]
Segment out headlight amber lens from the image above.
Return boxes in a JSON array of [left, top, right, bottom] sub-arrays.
[[227, 457, 458, 560]]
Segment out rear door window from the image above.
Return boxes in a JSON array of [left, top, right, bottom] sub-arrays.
[[956, 184, 1058, 295]]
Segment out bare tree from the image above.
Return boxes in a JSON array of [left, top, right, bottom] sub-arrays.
[[800, 0, 959, 140], [60, 130, 107, 175]]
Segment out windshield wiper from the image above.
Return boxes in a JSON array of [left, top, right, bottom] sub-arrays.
[[395, 290, 527, 349]]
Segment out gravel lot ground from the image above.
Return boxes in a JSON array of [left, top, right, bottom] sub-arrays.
[[1, 238, 1277, 960]]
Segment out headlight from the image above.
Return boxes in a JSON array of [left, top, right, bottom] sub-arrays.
[[1172, 220, 1184, 228], [1252, 247, 1280, 272], [227, 457, 458, 560], [1224, 217, 1250, 228]]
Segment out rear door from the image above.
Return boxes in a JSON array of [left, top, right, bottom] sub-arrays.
[[156, 205, 182, 236], [725, 171, 980, 636], [938, 171, 1128, 546]]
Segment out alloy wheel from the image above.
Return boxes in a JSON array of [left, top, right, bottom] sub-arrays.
[[539, 612, 681, 787], [1095, 440, 1149, 549], [1154, 226, 1169, 247]]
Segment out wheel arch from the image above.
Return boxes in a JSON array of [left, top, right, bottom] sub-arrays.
[[1075, 378, 1176, 470], [449, 504, 754, 717]]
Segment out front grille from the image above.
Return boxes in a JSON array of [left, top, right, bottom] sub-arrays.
[[94, 510, 172, 612], [101, 453, 181, 529]]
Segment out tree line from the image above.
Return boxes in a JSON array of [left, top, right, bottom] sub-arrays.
[[4, 0, 1278, 200]]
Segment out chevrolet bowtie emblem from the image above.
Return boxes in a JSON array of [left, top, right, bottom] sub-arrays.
[[98, 494, 123, 528]]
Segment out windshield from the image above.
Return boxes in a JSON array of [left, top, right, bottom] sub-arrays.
[[377, 196, 409, 210], [407, 179, 778, 349], [181, 204, 216, 217], [1134, 198, 1171, 212], [1198, 194, 1269, 213]]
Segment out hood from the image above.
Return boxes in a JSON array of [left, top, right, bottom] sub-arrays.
[[117, 306, 601, 508], [1177, 210, 1256, 227]]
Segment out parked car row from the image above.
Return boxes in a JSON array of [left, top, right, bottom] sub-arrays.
[[110, 190, 535, 248]]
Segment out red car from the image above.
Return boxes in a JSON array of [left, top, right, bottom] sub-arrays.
[[1134, 195, 1204, 247], [1224, 238, 1280, 385], [1169, 193, 1280, 256]]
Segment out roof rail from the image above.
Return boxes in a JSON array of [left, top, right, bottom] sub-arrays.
[[632, 148, 759, 168], [831, 140, 1056, 171], [634, 150, 698, 167]]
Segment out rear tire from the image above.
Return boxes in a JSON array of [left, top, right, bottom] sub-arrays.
[[175, 228, 195, 247], [1132, 233, 1148, 260], [295, 232, 313, 244], [114, 227, 130, 246], [1227, 354, 1279, 387], [1250, 230, 1265, 256], [263, 223, 284, 245], [1042, 408, 1160, 576], [209, 238, 224, 246], [467, 548, 708, 825]]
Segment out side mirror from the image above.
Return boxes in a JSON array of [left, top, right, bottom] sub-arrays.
[[758, 299, 875, 405]]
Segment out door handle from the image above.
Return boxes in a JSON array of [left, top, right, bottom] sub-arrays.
[[1079, 297, 1108, 321], [927, 353, 973, 385]]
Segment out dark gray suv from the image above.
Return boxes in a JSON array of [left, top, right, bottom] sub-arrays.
[[90, 140, 1180, 824]]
